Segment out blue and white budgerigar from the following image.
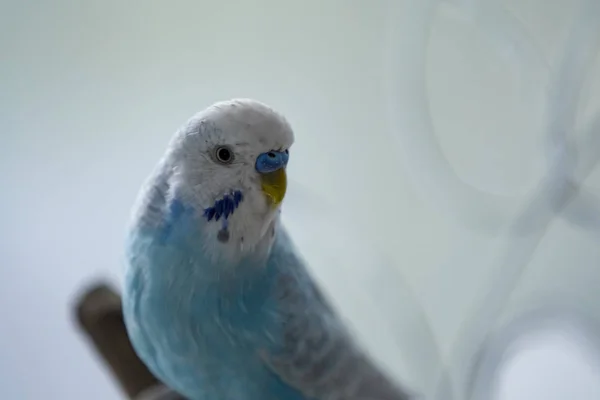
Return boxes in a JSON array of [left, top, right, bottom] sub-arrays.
[[122, 99, 414, 400]]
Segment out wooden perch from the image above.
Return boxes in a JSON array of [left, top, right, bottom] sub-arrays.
[[74, 282, 184, 400]]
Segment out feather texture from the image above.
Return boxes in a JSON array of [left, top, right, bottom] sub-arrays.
[[124, 196, 412, 400], [122, 99, 414, 400]]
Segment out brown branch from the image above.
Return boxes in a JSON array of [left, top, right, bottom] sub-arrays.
[[73, 282, 182, 399]]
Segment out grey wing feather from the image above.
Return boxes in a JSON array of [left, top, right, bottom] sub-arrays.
[[262, 269, 416, 400]]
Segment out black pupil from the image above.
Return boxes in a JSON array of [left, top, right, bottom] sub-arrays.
[[218, 148, 231, 161]]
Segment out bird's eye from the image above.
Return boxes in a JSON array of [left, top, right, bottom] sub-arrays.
[[215, 146, 234, 164]]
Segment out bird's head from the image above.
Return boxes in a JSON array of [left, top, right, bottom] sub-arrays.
[[162, 98, 294, 258]]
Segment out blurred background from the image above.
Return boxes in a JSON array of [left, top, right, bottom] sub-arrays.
[[1, 0, 600, 399]]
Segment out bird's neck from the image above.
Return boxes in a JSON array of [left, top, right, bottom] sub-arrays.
[[132, 161, 281, 265], [200, 211, 280, 266]]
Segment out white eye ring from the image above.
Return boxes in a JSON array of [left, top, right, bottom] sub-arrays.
[[215, 146, 234, 164]]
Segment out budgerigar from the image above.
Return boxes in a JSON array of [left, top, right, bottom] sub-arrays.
[[122, 99, 414, 400]]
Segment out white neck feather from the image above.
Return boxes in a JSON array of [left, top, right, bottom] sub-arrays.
[[131, 159, 281, 266]]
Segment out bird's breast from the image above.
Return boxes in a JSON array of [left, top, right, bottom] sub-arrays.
[[123, 208, 294, 399]]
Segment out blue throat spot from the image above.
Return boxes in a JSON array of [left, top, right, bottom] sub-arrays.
[[203, 190, 244, 224]]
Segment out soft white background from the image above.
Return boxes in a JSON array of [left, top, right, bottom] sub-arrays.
[[1, 0, 600, 399]]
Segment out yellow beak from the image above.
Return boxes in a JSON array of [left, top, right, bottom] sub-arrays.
[[260, 168, 287, 207]]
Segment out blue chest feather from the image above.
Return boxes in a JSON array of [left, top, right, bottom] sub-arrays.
[[123, 200, 308, 400]]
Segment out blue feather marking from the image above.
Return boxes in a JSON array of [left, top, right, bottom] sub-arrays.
[[223, 199, 231, 219], [234, 191, 243, 206], [229, 197, 234, 214], [158, 199, 186, 243], [170, 199, 185, 218], [124, 197, 311, 399], [203, 207, 216, 221], [214, 200, 223, 221], [203, 190, 243, 224]]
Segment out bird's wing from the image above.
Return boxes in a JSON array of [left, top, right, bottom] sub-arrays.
[[279, 187, 443, 398], [259, 231, 415, 400]]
